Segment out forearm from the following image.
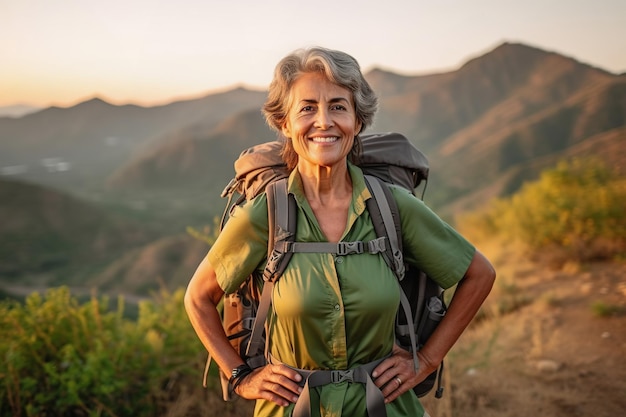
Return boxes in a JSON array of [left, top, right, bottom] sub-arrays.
[[185, 293, 244, 374], [184, 256, 245, 376], [420, 250, 495, 366], [185, 258, 302, 406]]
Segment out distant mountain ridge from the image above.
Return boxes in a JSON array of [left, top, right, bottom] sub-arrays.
[[1, 42, 623, 213], [0, 87, 267, 193], [1, 41, 624, 296], [102, 42, 624, 214], [0, 104, 41, 118], [106, 109, 273, 190]]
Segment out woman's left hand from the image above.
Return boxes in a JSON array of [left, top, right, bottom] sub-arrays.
[[372, 344, 437, 403]]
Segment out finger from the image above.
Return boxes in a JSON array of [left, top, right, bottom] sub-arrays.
[[381, 375, 406, 403], [380, 373, 401, 397], [262, 380, 299, 407], [236, 367, 298, 406], [275, 372, 303, 398], [261, 386, 291, 407], [372, 357, 396, 381], [268, 365, 303, 395], [261, 365, 303, 400], [384, 386, 404, 404], [373, 359, 405, 391], [271, 364, 303, 384]]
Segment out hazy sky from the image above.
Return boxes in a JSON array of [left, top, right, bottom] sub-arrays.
[[2, 0, 625, 108]]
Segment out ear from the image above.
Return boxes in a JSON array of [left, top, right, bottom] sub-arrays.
[[281, 120, 292, 138], [355, 120, 363, 135]]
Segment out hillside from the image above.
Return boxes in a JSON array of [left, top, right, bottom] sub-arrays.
[[107, 109, 273, 191], [370, 43, 612, 144], [0, 178, 152, 290], [434, 75, 626, 213], [100, 42, 624, 218], [421, 252, 626, 417], [368, 43, 623, 212], [0, 87, 267, 193], [0, 104, 41, 118], [90, 233, 209, 295]]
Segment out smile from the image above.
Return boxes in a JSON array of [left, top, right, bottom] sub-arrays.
[[310, 137, 339, 143]]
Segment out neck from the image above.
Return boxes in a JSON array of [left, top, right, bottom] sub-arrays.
[[297, 161, 352, 203]]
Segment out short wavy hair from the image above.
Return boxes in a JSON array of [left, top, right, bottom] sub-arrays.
[[262, 47, 378, 170]]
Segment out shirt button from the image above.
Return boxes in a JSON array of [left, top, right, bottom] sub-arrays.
[[334, 304, 341, 311], [335, 256, 344, 264]]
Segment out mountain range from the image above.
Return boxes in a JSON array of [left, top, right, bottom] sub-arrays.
[[0, 104, 41, 118], [1, 41, 624, 297]]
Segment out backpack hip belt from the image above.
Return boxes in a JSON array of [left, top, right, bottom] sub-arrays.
[[269, 354, 389, 417]]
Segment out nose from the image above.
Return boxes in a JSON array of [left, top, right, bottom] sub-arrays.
[[314, 108, 334, 129]]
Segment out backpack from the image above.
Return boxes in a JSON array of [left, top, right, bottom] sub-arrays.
[[207, 132, 447, 401]]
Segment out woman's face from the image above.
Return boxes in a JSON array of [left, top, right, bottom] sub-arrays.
[[281, 72, 362, 171]]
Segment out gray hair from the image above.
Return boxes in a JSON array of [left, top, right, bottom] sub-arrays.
[[262, 47, 378, 169]]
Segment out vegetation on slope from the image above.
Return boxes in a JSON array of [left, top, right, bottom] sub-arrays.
[[458, 157, 626, 265]]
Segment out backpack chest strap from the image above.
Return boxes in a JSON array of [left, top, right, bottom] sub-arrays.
[[275, 236, 387, 256]]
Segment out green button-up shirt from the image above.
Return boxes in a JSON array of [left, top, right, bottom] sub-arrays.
[[209, 163, 475, 417]]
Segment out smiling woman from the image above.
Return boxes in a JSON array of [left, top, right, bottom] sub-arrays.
[[263, 49, 377, 172], [184, 46, 495, 417], [280, 72, 362, 184]]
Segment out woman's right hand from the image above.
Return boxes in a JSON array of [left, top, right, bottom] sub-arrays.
[[235, 364, 303, 407]]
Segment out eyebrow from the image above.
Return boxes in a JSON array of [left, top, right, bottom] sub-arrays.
[[300, 97, 350, 104]]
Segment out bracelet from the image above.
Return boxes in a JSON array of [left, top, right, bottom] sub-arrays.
[[228, 363, 254, 395]]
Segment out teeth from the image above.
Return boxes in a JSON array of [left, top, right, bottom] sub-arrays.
[[311, 137, 338, 143]]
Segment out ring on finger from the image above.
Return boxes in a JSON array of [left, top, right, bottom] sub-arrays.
[[395, 377, 402, 386]]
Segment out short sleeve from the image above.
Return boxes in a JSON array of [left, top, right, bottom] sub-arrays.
[[207, 194, 269, 294], [391, 186, 475, 289]]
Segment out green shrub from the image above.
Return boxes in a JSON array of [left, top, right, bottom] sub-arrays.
[[0, 287, 206, 417], [459, 158, 626, 261]]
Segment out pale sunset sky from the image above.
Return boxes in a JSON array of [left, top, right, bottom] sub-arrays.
[[1, 0, 625, 108]]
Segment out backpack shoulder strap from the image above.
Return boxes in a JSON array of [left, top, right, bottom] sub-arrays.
[[245, 178, 295, 360], [264, 178, 296, 281], [364, 175, 419, 372], [364, 175, 405, 280]]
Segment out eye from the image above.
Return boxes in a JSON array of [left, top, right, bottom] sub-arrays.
[[299, 105, 315, 113], [330, 104, 347, 111]]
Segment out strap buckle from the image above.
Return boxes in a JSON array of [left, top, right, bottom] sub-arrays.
[[337, 241, 363, 255], [367, 237, 387, 254], [330, 369, 354, 384], [263, 249, 283, 282], [393, 249, 406, 280]]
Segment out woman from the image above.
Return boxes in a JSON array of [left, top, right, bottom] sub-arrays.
[[185, 47, 496, 417]]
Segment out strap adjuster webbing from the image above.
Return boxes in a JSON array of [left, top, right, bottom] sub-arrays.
[[282, 237, 387, 256]]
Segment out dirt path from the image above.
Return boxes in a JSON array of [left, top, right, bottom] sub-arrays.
[[422, 259, 626, 417]]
